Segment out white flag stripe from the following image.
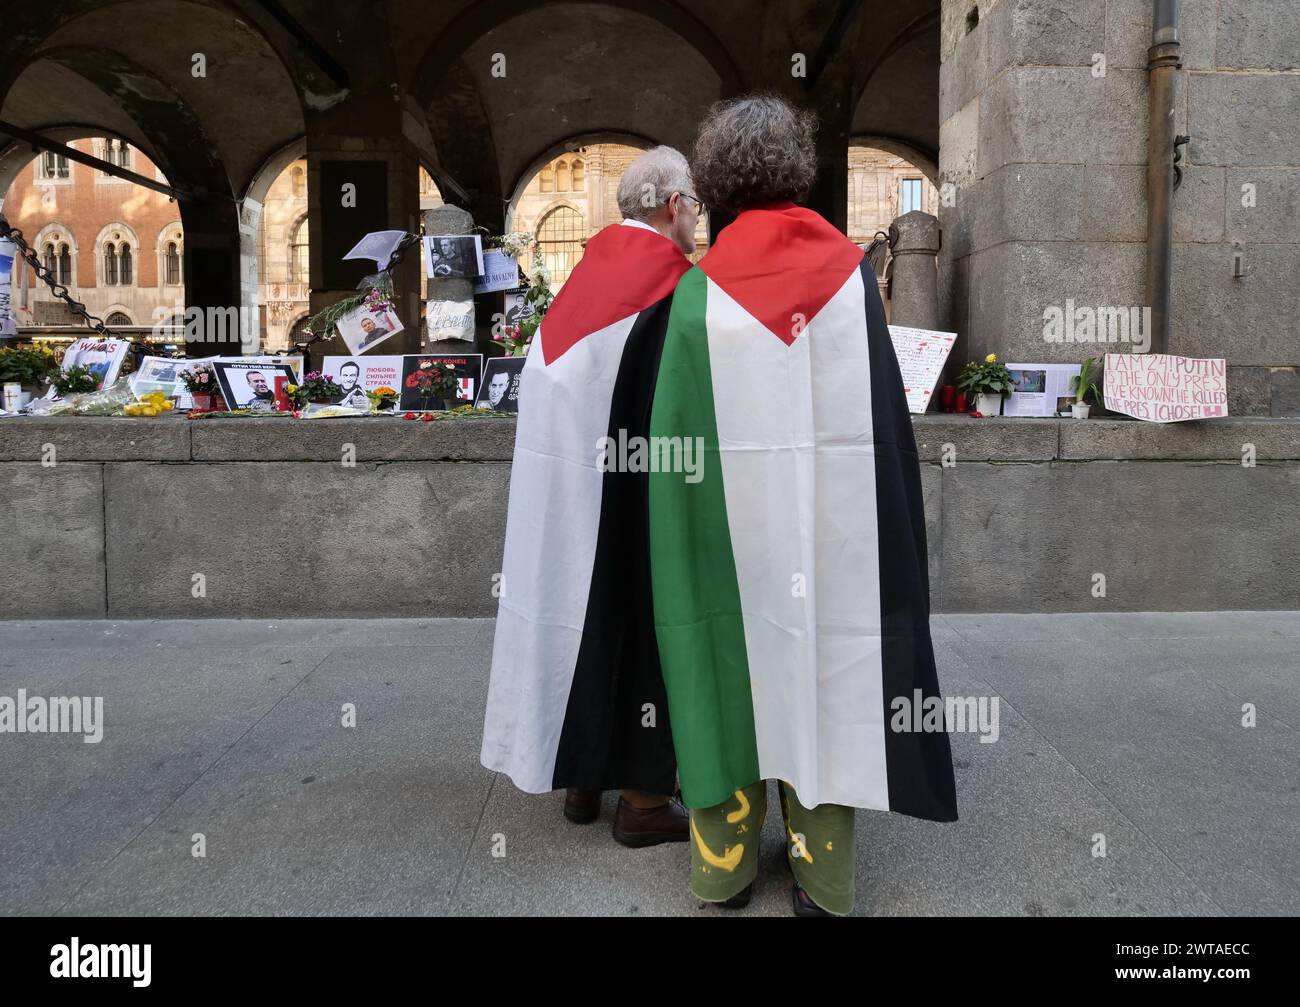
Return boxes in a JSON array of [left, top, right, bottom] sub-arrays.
[[480, 316, 635, 792], [705, 271, 889, 810]]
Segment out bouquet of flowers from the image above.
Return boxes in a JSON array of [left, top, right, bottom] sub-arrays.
[[178, 364, 218, 393], [491, 232, 554, 357], [405, 361, 460, 409]]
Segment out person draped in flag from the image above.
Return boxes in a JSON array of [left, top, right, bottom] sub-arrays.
[[649, 96, 959, 916], [481, 146, 702, 846]]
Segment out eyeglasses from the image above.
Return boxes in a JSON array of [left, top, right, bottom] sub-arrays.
[[676, 191, 705, 214]]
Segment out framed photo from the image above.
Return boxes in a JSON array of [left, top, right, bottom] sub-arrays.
[[473, 356, 526, 413], [58, 337, 130, 393], [398, 354, 482, 411], [423, 234, 484, 279], [212, 360, 297, 412], [336, 300, 403, 355]]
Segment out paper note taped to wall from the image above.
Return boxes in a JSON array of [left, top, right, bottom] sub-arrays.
[[1103, 353, 1228, 423], [888, 325, 958, 414]]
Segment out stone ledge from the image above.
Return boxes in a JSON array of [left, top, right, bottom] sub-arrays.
[[914, 416, 1300, 461], [0, 417, 191, 461], [189, 417, 518, 461], [5, 415, 1300, 465], [1059, 417, 1300, 461], [912, 416, 1059, 461]]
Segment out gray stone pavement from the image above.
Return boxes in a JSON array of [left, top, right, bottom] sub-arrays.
[[1, 612, 1297, 917]]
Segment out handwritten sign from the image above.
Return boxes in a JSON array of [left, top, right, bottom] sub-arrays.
[[426, 297, 474, 343], [888, 325, 958, 414], [1103, 353, 1228, 423]]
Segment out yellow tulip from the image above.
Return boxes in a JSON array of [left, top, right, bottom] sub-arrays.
[[985, 353, 998, 364]]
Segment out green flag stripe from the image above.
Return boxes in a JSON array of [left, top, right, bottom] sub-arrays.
[[649, 266, 759, 808]]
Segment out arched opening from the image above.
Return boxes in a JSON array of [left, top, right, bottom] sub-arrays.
[[847, 143, 939, 318], [253, 157, 311, 352], [507, 139, 709, 290], [1, 137, 181, 336]]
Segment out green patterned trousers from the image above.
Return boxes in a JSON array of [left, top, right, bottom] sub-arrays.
[[689, 780, 855, 915]]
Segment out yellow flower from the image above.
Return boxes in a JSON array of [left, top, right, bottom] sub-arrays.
[[985, 353, 998, 364]]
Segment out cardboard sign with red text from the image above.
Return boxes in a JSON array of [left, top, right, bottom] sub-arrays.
[[1103, 353, 1228, 423], [888, 325, 958, 414]]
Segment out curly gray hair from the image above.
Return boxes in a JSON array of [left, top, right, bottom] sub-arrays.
[[690, 95, 818, 213]]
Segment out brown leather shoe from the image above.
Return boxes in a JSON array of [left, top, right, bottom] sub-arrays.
[[612, 795, 689, 847], [563, 788, 602, 824]]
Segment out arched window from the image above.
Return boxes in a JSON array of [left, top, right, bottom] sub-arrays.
[[104, 242, 118, 285], [104, 139, 131, 170], [288, 316, 311, 345], [58, 245, 71, 285], [166, 242, 181, 285], [536, 206, 585, 285], [290, 165, 305, 198], [539, 166, 555, 193], [39, 152, 70, 180], [43, 242, 56, 276], [556, 159, 572, 192], [119, 245, 133, 285], [289, 217, 309, 283], [105, 311, 132, 327], [571, 159, 585, 190]]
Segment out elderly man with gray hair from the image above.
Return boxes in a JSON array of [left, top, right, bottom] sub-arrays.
[[615, 144, 703, 255], [481, 145, 701, 849]]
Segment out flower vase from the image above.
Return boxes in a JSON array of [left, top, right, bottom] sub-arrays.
[[192, 392, 212, 412]]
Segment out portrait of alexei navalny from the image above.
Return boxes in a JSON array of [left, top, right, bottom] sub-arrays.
[[212, 360, 297, 411], [337, 301, 404, 356], [335, 360, 370, 407], [503, 290, 534, 326], [473, 357, 525, 413], [424, 234, 485, 279]]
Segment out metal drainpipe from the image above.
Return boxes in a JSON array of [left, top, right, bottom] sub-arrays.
[[1145, 0, 1182, 354]]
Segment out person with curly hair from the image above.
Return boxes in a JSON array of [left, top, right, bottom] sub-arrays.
[[648, 96, 958, 916]]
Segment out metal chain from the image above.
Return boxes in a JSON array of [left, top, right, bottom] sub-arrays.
[[1, 211, 111, 336]]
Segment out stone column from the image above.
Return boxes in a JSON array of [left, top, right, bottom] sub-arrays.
[[888, 210, 942, 329], [422, 203, 479, 354]]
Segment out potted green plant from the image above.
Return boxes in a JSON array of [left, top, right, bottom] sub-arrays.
[[956, 353, 1014, 417], [293, 371, 345, 407], [1069, 357, 1104, 419], [0, 345, 59, 403], [52, 365, 101, 397]]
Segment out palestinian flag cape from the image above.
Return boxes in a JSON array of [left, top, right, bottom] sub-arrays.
[[481, 223, 691, 795], [648, 203, 958, 821]]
